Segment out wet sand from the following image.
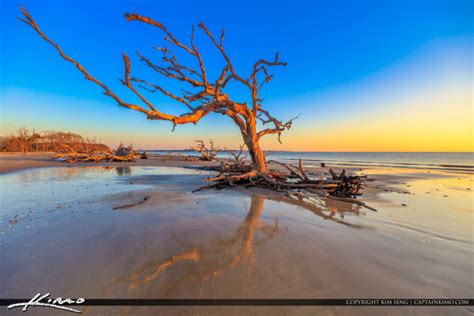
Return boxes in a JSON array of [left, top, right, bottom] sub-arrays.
[[0, 152, 218, 174], [0, 154, 473, 315]]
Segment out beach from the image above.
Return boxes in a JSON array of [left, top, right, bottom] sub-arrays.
[[0, 153, 473, 315]]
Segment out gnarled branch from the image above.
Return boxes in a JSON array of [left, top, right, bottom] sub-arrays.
[[20, 5, 298, 173]]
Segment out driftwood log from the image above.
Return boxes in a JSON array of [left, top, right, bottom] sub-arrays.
[[53, 142, 140, 163], [193, 158, 376, 212], [53, 152, 138, 163]]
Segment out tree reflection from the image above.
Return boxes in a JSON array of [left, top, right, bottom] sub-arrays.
[[105, 192, 367, 297], [106, 195, 280, 295], [267, 192, 369, 229]]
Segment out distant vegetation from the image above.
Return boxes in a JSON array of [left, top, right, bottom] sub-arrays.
[[0, 127, 110, 154]]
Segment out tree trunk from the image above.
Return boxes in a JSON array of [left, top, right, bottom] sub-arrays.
[[248, 141, 267, 173], [243, 122, 268, 173]]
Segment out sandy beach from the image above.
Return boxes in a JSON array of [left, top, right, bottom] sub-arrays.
[[0, 153, 472, 315], [0, 152, 220, 175]]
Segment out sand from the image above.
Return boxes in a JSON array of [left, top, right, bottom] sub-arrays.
[[0, 153, 472, 315], [0, 152, 218, 174]]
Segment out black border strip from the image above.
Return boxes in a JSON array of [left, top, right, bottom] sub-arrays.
[[1, 299, 473, 306]]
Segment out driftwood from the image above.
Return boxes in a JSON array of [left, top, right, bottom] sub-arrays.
[[53, 152, 138, 163], [193, 139, 218, 161], [193, 159, 375, 211], [115, 143, 135, 156], [211, 144, 252, 173], [226, 144, 247, 167], [52, 142, 141, 163]]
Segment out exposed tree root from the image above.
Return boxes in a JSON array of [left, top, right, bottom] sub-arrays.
[[193, 159, 376, 211]]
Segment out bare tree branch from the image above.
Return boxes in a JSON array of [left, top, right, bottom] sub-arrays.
[[130, 77, 193, 111], [18, 6, 150, 116], [120, 53, 157, 112], [125, 13, 196, 56], [20, 6, 298, 173]]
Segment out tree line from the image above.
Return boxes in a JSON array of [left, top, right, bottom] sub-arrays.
[[0, 127, 110, 154]]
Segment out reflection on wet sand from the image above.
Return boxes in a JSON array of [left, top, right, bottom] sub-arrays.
[[106, 192, 370, 296], [115, 166, 132, 176], [268, 192, 372, 229], [13, 165, 131, 183], [107, 195, 281, 294]]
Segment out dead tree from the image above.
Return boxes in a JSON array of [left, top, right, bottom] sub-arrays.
[[19, 6, 371, 206], [15, 127, 39, 155], [193, 139, 218, 161], [19, 6, 297, 174], [15, 127, 30, 155]]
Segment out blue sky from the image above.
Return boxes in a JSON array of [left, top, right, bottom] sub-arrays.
[[1, 0, 472, 150]]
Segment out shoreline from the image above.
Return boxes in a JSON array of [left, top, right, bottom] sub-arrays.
[[1, 152, 471, 204], [1, 152, 472, 216], [1, 152, 471, 192], [2, 152, 471, 175]]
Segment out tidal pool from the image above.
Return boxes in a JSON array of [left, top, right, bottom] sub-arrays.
[[0, 166, 472, 315]]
